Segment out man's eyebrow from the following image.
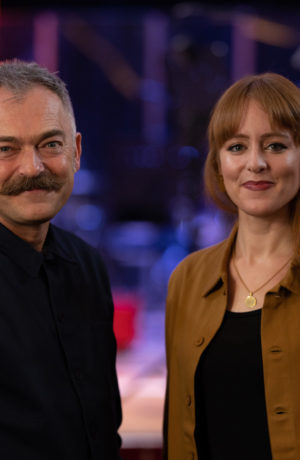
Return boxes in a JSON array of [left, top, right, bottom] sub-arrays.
[[0, 130, 66, 144], [37, 130, 66, 143], [0, 136, 19, 143]]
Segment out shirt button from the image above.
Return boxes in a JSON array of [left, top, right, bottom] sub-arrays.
[[269, 346, 282, 354], [74, 369, 82, 381], [57, 312, 65, 323], [194, 337, 205, 347], [90, 426, 97, 439], [274, 406, 287, 415], [185, 395, 192, 407], [43, 251, 54, 261]]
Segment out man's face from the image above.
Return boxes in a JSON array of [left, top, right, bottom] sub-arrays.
[[0, 85, 81, 234]]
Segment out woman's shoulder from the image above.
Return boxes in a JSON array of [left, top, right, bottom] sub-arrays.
[[169, 237, 229, 284]]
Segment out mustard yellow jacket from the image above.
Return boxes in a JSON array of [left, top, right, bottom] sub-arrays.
[[164, 227, 300, 460]]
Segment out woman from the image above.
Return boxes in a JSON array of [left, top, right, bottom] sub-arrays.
[[164, 73, 300, 460]]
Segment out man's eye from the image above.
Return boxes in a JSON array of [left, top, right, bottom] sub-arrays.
[[39, 141, 63, 153], [227, 144, 244, 153], [0, 146, 11, 152], [45, 141, 60, 148], [267, 142, 287, 152]]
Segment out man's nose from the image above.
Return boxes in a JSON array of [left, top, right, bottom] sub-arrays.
[[18, 147, 45, 176], [246, 147, 267, 173]]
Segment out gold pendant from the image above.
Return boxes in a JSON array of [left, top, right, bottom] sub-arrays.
[[245, 293, 257, 309]]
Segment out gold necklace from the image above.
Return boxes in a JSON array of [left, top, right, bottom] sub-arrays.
[[232, 253, 292, 309]]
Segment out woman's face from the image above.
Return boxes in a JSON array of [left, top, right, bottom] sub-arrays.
[[219, 99, 300, 220]]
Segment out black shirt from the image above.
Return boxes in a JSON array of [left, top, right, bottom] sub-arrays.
[[195, 309, 272, 460], [0, 223, 121, 459]]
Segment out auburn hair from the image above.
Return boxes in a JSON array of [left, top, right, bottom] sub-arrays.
[[204, 72, 300, 260]]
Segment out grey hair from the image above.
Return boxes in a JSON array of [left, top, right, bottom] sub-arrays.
[[0, 59, 76, 130]]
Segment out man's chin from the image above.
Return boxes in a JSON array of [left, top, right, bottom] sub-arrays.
[[14, 208, 58, 226], [21, 216, 54, 226]]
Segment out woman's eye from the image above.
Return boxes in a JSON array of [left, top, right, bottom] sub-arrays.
[[266, 142, 287, 152], [227, 144, 244, 153]]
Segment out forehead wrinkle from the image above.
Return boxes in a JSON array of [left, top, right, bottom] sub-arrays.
[[0, 89, 27, 105], [0, 129, 67, 147], [0, 86, 76, 142]]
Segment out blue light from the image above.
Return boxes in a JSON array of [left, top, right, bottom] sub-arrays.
[[75, 204, 103, 231], [178, 145, 199, 158], [139, 78, 167, 103], [73, 170, 99, 195]]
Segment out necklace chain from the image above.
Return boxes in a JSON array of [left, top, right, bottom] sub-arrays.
[[232, 251, 292, 308]]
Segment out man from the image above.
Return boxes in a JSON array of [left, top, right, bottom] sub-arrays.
[[0, 59, 122, 459]]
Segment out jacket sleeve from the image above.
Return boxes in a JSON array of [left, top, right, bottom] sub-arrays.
[[163, 267, 181, 459]]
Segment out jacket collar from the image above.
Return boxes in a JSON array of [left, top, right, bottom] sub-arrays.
[[200, 224, 237, 297], [279, 263, 300, 295]]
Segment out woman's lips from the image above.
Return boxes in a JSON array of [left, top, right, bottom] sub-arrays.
[[242, 181, 274, 191]]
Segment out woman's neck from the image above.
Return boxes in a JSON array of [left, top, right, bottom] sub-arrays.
[[235, 211, 294, 263]]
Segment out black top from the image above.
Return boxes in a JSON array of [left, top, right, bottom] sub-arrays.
[[0, 223, 122, 460], [194, 309, 272, 460]]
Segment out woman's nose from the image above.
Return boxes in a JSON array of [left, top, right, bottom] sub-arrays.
[[246, 147, 267, 173]]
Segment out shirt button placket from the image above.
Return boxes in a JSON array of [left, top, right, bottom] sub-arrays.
[[90, 424, 97, 440], [74, 368, 82, 382], [57, 312, 65, 323]]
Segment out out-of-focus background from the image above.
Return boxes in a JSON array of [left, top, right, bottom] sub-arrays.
[[1, 0, 300, 458]]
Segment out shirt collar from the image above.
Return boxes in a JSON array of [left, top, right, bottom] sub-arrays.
[[0, 223, 44, 276], [0, 223, 76, 277], [43, 225, 77, 264]]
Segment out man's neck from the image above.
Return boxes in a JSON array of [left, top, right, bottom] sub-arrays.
[[0, 220, 50, 252]]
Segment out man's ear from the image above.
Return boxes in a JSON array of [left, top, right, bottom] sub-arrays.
[[73, 132, 82, 172]]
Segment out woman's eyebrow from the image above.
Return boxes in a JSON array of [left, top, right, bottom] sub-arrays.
[[227, 132, 290, 140]]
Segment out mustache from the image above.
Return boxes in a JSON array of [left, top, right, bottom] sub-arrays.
[[0, 171, 65, 196]]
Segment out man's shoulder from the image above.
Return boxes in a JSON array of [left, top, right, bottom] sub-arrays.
[[50, 224, 103, 263], [51, 224, 92, 249]]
